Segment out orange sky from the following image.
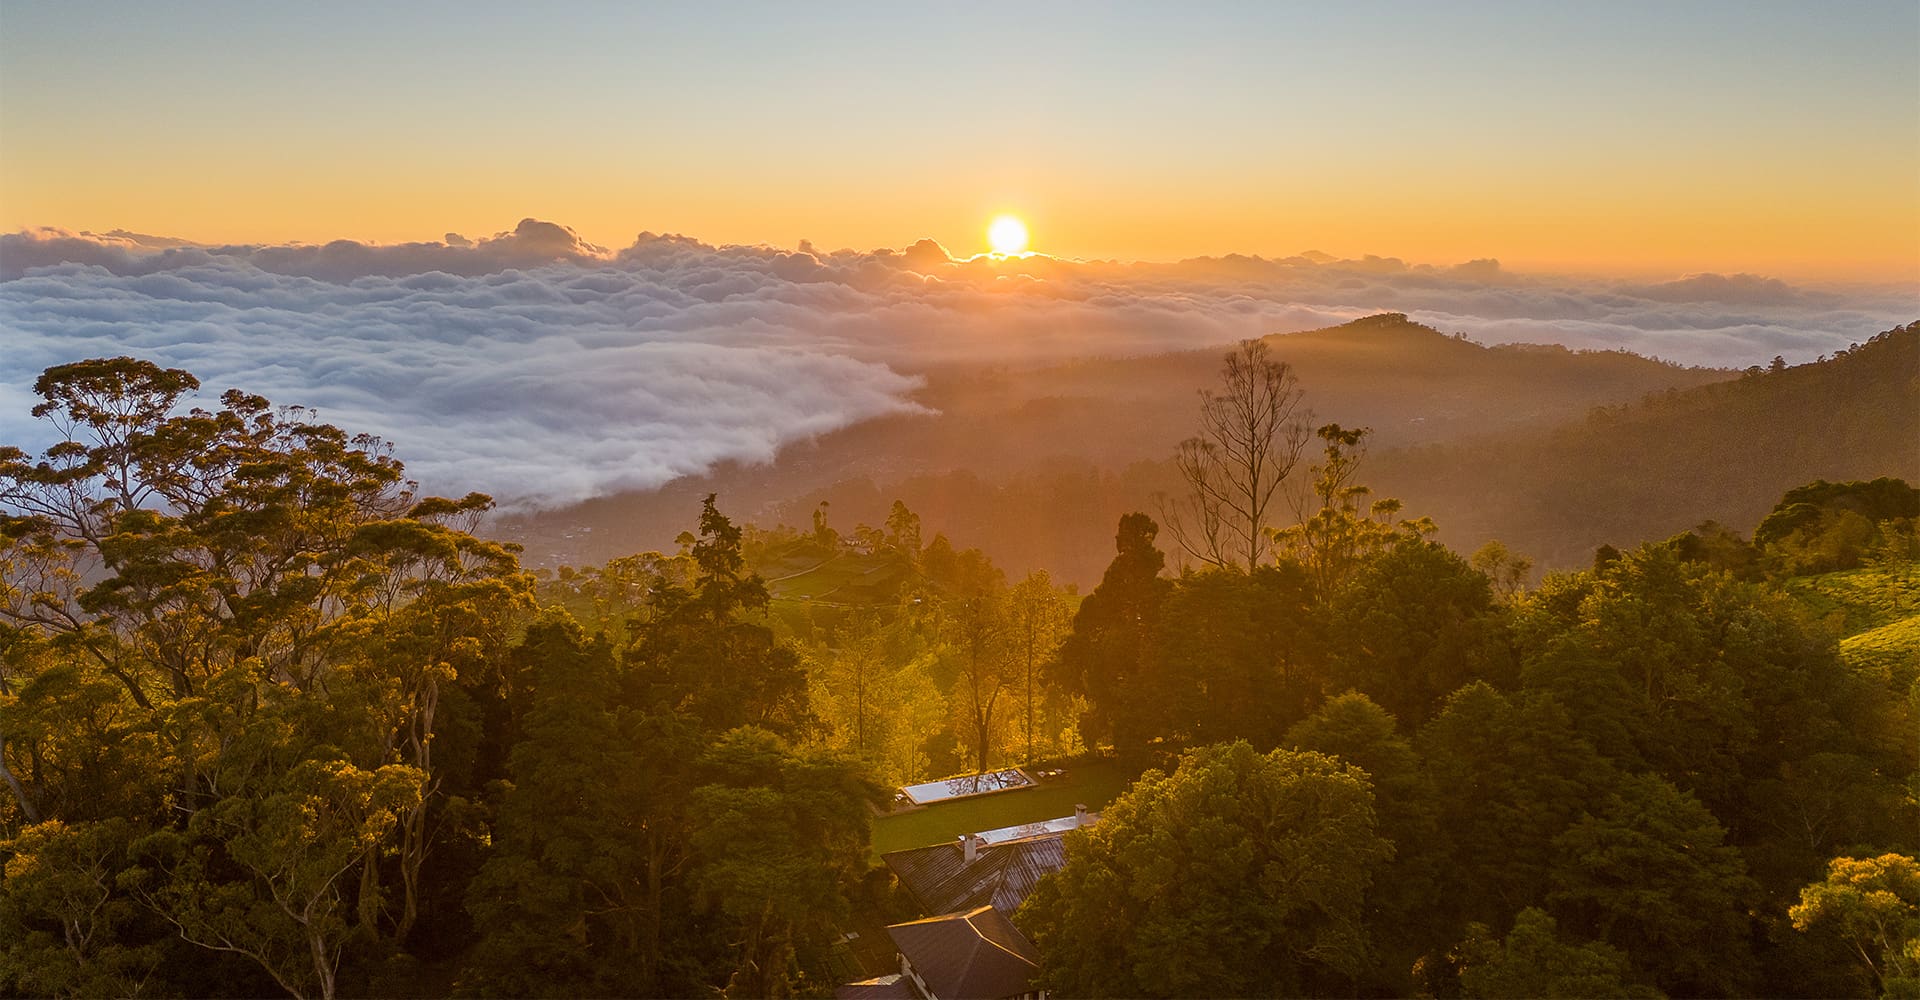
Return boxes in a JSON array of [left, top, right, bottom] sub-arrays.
[[3, 4, 1916, 283]]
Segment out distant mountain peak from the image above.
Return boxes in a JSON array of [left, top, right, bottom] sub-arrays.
[[1269, 312, 1459, 345], [1337, 312, 1420, 330]]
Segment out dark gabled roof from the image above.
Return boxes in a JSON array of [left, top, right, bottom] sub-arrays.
[[882, 834, 1068, 917], [888, 905, 1039, 1000]]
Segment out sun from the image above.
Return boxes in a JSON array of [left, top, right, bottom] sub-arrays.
[[987, 215, 1029, 256]]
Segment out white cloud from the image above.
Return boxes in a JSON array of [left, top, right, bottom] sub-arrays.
[[2, 223, 1911, 506]]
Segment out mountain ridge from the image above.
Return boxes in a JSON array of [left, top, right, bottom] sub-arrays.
[[497, 314, 1749, 580]]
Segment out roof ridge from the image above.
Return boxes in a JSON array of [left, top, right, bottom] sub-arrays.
[[965, 911, 1028, 962], [963, 906, 1040, 967], [889, 908, 974, 929]]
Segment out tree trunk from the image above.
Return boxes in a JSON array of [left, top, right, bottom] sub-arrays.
[[395, 797, 427, 941], [394, 676, 439, 943], [731, 902, 771, 998], [974, 702, 993, 774], [356, 844, 381, 933], [308, 923, 336, 1000], [0, 728, 40, 823], [642, 827, 665, 993], [1025, 646, 1036, 765]]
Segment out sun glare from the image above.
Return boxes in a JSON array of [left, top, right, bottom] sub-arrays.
[[987, 215, 1029, 256]]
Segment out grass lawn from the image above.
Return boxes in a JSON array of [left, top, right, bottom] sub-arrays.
[[1785, 564, 1920, 686], [1785, 564, 1919, 635], [766, 551, 911, 604], [1840, 614, 1920, 687], [870, 759, 1136, 860]]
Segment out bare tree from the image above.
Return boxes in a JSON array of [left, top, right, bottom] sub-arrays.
[[1159, 339, 1312, 571], [1006, 570, 1070, 763], [948, 593, 1012, 774]]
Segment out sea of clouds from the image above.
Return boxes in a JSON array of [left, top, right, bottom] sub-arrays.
[[2, 219, 1911, 506]]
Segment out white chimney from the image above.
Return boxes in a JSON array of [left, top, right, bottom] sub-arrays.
[[1074, 803, 1089, 826], [959, 833, 978, 863]]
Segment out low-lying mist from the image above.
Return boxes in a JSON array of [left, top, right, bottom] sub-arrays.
[[2, 219, 1910, 508]]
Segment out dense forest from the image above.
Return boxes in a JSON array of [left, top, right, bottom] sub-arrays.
[[3, 349, 1917, 999], [1377, 319, 1920, 566]]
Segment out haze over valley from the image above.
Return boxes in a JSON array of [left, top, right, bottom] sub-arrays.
[[4, 4, 1918, 998], [5, 223, 1913, 582]]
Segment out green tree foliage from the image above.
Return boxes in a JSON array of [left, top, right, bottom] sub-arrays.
[[462, 502, 881, 998], [461, 613, 662, 995], [1456, 908, 1657, 1000], [534, 549, 697, 643], [1018, 741, 1392, 997], [1286, 693, 1443, 993], [1006, 570, 1073, 764], [944, 587, 1015, 775], [810, 501, 839, 552], [1382, 322, 1919, 573], [1, 358, 531, 997], [815, 609, 889, 758], [1757, 478, 1920, 548], [1055, 449, 1464, 761], [688, 729, 881, 997], [1791, 854, 1920, 999], [884, 499, 921, 559], [1470, 539, 1536, 603], [0, 817, 162, 998], [1274, 423, 1435, 600], [4, 356, 1910, 999], [1659, 520, 1760, 579], [918, 531, 1005, 598], [0, 635, 170, 826], [1548, 774, 1757, 995], [626, 495, 813, 737], [802, 608, 950, 788], [1051, 513, 1171, 755], [127, 758, 424, 1000], [1145, 563, 1318, 752], [1418, 683, 1618, 931], [1512, 543, 1906, 889], [1328, 538, 1511, 727], [1756, 478, 1920, 576], [750, 498, 1082, 786], [1750, 751, 1911, 892]]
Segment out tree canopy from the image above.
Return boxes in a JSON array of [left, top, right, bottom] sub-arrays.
[[1018, 741, 1392, 997], [2, 356, 1911, 1000]]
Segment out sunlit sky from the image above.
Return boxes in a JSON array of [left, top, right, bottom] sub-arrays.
[[3, 1, 1916, 281]]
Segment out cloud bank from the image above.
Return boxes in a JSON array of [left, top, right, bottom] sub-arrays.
[[2, 220, 1911, 506]]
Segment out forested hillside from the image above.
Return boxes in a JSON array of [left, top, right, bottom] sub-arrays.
[[1377, 320, 1920, 567], [6, 2, 1916, 997], [3, 356, 1915, 999], [504, 317, 1914, 588], [500, 314, 1733, 581]]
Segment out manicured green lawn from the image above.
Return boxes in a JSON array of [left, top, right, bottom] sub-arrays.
[[870, 759, 1136, 859]]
